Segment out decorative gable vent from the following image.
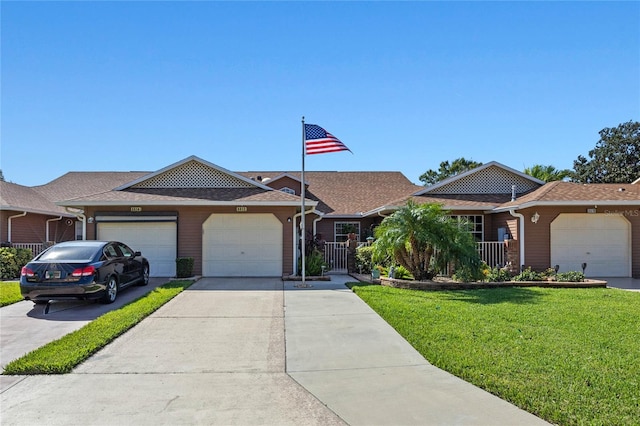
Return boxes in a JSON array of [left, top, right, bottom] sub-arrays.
[[429, 165, 540, 194], [132, 160, 254, 189]]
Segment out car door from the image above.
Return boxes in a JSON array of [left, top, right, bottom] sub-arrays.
[[116, 242, 143, 285], [102, 243, 125, 282]]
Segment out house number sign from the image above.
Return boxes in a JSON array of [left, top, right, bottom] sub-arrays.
[[131, 207, 142, 212], [236, 206, 247, 212]]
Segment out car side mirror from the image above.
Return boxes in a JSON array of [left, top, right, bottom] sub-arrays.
[[134, 251, 142, 257]]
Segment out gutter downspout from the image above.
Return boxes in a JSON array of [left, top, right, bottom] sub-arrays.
[[508, 209, 525, 271], [312, 214, 323, 237], [46, 216, 63, 243], [7, 211, 27, 242], [65, 207, 86, 240]]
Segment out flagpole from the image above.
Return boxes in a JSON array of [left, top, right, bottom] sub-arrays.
[[300, 116, 307, 287]]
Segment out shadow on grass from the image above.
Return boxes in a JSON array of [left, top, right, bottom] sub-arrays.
[[437, 287, 546, 305], [349, 281, 546, 305]]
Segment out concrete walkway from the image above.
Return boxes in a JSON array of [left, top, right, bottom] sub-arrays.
[[1, 276, 549, 425]]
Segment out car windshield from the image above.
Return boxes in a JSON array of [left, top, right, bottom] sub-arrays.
[[38, 246, 99, 262]]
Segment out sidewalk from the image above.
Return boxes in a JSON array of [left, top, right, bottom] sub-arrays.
[[285, 275, 549, 425]]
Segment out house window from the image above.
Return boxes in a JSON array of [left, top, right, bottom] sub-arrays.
[[334, 222, 360, 242], [280, 187, 295, 195], [450, 215, 483, 241]]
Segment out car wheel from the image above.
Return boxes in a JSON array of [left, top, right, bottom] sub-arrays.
[[101, 276, 118, 304], [138, 264, 150, 286]]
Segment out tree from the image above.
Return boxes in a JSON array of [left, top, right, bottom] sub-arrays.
[[572, 120, 640, 183], [372, 201, 481, 281], [523, 164, 571, 182], [0, 170, 4, 182], [419, 157, 483, 185]]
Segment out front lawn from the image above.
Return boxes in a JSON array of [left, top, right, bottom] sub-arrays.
[[350, 284, 640, 426], [0, 281, 23, 306]]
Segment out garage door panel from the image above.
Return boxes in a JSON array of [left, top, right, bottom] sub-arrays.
[[203, 213, 282, 277], [97, 222, 177, 277], [551, 214, 631, 277]]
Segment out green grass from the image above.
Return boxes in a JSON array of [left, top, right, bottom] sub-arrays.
[[0, 281, 23, 306], [350, 283, 640, 426], [3, 279, 194, 375]]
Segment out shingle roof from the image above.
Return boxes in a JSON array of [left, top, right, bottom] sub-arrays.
[[240, 171, 423, 216], [61, 187, 304, 206], [33, 172, 149, 202], [0, 181, 71, 215], [498, 181, 640, 209]]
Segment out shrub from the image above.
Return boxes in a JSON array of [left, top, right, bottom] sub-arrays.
[[452, 264, 485, 283], [355, 245, 374, 274], [556, 271, 585, 282], [298, 249, 329, 276], [175, 257, 194, 278], [392, 265, 413, 280], [512, 267, 544, 281], [0, 247, 33, 280], [484, 265, 512, 282]]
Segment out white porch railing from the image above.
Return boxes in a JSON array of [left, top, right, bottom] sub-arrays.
[[9, 243, 45, 257], [323, 242, 349, 273], [323, 241, 506, 275], [476, 242, 506, 268]]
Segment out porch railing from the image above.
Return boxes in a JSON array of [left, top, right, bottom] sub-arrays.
[[323, 242, 349, 273], [476, 242, 506, 268], [323, 241, 506, 274], [9, 243, 45, 257]]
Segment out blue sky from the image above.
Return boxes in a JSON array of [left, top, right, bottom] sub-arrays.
[[2, 1, 639, 187]]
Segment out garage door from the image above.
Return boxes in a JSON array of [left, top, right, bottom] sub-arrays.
[[97, 222, 177, 277], [203, 213, 282, 277], [551, 214, 631, 277]]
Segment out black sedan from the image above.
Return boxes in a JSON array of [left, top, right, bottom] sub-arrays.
[[20, 241, 150, 304]]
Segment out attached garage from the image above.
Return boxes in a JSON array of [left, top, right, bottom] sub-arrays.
[[551, 213, 631, 277], [96, 215, 178, 277], [203, 213, 282, 277]]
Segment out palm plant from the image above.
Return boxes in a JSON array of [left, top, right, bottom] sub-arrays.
[[523, 164, 571, 182], [372, 201, 481, 281]]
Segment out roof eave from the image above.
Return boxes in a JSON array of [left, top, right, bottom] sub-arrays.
[[0, 205, 74, 217], [494, 200, 640, 212], [57, 200, 316, 208]]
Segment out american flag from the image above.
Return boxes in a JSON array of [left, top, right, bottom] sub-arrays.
[[304, 124, 351, 155]]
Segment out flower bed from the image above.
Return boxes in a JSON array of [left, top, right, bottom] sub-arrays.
[[379, 276, 607, 290]]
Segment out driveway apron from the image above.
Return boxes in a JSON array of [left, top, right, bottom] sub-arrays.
[[0, 278, 344, 426]]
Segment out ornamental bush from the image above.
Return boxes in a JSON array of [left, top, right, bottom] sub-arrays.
[[355, 245, 374, 274], [512, 267, 545, 281], [0, 248, 33, 280], [176, 257, 194, 278], [556, 271, 585, 282]]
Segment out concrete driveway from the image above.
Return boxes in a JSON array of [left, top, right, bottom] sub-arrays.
[[1, 276, 550, 425], [604, 277, 640, 291], [1, 277, 169, 373]]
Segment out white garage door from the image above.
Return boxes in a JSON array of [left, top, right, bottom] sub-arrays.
[[203, 213, 282, 277], [551, 214, 631, 277], [97, 222, 177, 277]]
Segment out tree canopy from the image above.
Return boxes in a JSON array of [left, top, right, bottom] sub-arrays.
[[419, 157, 482, 186], [572, 120, 640, 183], [523, 165, 571, 182], [372, 201, 481, 281]]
